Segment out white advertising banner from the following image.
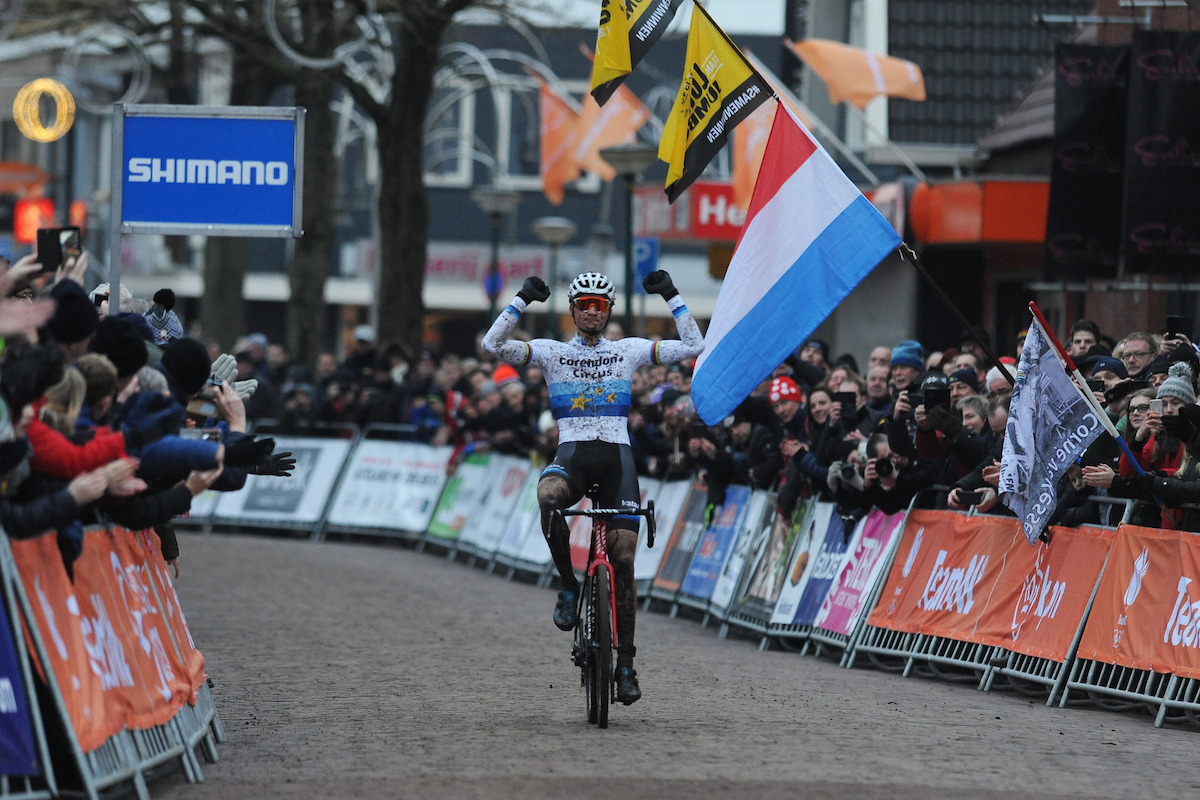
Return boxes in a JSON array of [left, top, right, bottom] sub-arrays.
[[325, 441, 454, 532], [212, 437, 352, 525], [769, 502, 837, 625], [457, 456, 532, 555], [635, 481, 691, 581], [710, 490, 773, 613], [495, 471, 544, 563]]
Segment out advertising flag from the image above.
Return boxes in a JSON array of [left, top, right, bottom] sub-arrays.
[[690, 104, 901, 424], [540, 82, 581, 205], [789, 38, 926, 109], [575, 86, 652, 181], [658, 3, 771, 202], [0, 593, 39, 776], [591, 0, 682, 106], [999, 315, 1105, 543]]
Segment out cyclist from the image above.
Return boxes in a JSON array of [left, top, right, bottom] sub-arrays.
[[483, 270, 704, 704]]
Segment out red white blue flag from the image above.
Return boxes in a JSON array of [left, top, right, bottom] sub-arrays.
[[691, 103, 900, 424]]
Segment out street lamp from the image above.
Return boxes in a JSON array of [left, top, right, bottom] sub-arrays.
[[471, 185, 522, 319], [599, 143, 659, 334], [532, 216, 578, 339]]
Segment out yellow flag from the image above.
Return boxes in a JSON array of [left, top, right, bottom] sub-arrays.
[[590, 0, 682, 106], [659, 2, 771, 202]]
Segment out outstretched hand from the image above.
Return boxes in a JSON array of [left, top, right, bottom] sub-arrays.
[[642, 270, 678, 300], [517, 276, 550, 304]]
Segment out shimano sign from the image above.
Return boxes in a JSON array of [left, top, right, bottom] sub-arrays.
[[112, 104, 305, 238]]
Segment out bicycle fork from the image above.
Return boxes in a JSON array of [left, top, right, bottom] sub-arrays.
[[590, 522, 620, 650]]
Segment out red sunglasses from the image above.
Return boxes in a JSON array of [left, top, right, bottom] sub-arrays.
[[573, 296, 611, 313]]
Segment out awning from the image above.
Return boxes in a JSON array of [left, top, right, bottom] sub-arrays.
[[909, 179, 1049, 245]]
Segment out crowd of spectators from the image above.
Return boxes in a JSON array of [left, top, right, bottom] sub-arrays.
[[234, 297, 1200, 538], [0, 253, 295, 578]]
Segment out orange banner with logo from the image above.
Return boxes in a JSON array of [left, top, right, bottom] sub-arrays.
[[11, 526, 202, 752], [574, 85, 651, 181], [866, 511, 1113, 659], [540, 82, 581, 205], [1077, 526, 1200, 679], [137, 529, 206, 694]]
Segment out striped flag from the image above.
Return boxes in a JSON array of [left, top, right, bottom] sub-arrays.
[[691, 103, 901, 425]]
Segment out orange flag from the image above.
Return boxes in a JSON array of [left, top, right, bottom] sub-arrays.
[[574, 84, 651, 181], [539, 82, 581, 205], [731, 99, 777, 211], [790, 38, 925, 109]]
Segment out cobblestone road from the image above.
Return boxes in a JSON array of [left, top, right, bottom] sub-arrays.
[[153, 532, 1199, 800]]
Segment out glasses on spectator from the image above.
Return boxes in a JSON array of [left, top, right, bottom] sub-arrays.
[[1122, 349, 1154, 361], [1128, 402, 1151, 414], [573, 296, 611, 313]]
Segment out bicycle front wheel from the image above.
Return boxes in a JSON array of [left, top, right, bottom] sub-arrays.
[[580, 574, 598, 724], [592, 569, 612, 729]]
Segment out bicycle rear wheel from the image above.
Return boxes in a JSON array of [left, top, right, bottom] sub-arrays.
[[580, 574, 598, 724], [593, 569, 612, 729]]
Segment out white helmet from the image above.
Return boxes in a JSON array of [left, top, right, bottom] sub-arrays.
[[568, 272, 616, 302]]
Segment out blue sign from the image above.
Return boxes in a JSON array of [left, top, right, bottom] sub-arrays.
[[792, 514, 850, 626], [118, 106, 303, 237], [633, 237, 659, 294], [0, 596, 39, 776], [680, 485, 750, 600]]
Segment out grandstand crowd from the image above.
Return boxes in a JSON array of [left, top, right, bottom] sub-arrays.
[[5, 247, 1200, 579]]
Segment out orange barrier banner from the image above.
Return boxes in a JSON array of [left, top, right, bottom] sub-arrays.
[[11, 526, 200, 751], [137, 530, 206, 695], [866, 511, 1113, 659], [1078, 526, 1200, 679]]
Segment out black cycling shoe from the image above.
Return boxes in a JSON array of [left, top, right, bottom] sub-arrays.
[[615, 667, 641, 705], [553, 590, 578, 631]]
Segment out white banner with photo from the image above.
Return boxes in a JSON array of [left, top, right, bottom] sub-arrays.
[[710, 490, 774, 613], [457, 456, 533, 555], [325, 441, 455, 532], [635, 481, 691, 581], [212, 437, 353, 524]]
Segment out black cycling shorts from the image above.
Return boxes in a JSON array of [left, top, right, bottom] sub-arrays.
[[540, 441, 641, 531]]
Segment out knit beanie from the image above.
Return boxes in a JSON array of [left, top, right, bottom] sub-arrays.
[[145, 289, 185, 345], [47, 281, 99, 345], [1157, 362, 1196, 406], [160, 337, 211, 395], [891, 339, 925, 371], [90, 316, 149, 378]]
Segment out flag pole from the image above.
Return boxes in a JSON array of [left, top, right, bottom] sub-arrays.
[[898, 243, 1015, 385], [1027, 300, 1154, 484]]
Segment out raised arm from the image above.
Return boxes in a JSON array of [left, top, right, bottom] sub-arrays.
[[482, 276, 550, 366], [643, 271, 704, 364]]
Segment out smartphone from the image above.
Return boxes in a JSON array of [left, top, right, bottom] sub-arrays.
[[832, 391, 857, 416], [35, 226, 81, 273], [1167, 315, 1193, 340], [906, 392, 924, 409], [1150, 398, 1163, 416], [958, 490, 984, 506], [1086, 378, 1106, 393], [924, 387, 951, 409]]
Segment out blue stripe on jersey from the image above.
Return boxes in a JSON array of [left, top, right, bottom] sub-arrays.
[[672, 303, 689, 318], [506, 304, 521, 318]]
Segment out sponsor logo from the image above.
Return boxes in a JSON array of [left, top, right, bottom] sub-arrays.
[[917, 550, 988, 614], [128, 157, 289, 185], [1163, 575, 1200, 648], [1011, 546, 1067, 642], [902, 526, 923, 578], [1113, 547, 1149, 648], [0, 678, 16, 713]]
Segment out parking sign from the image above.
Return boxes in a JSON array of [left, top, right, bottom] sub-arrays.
[[633, 237, 659, 294]]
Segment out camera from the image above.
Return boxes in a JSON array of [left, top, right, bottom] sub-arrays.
[[840, 463, 859, 481], [875, 458, 894, 478]]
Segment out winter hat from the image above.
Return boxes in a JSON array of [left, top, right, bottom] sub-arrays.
[[116, 312, 157, 344], [769, 375, 801, 403], [90, 316, 149, 378], [47, 280, 99, 345], [948, 368, 980, 393], [493, 363, 520, 387], [1158, 363, 1196, 405], [801, 339, 829, 363], [160, 337, 212, 395], [1089, 356, 1127, 381], [145, 289, 185, 345], [0, 342, 64, 412], [890, 340, 925, 371]]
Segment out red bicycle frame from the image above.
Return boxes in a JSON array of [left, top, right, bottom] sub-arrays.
[[588, 520, 620, 650]]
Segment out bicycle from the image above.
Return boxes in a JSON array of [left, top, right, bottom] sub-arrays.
[[558, 496, 656, 729]]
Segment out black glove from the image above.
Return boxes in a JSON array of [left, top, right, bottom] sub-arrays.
[[122, 404, 185, 450], [642, 270, 678, 300], [1161, 413, 1196, 442], [248, 451, 297, 476], [928, 404, 963, 438], [517, 276, 550, 304], [222, 436, 276, 467]]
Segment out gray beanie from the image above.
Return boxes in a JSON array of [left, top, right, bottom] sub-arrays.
[[1157, 362, 1196, 406]]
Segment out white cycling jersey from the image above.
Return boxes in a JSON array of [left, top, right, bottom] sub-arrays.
[[482, 293, 705, 445]]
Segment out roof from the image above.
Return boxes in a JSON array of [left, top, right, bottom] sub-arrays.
[[976, 65, 1055, 154]]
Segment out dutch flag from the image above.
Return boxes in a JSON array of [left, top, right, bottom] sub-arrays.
[[692, 103, 902, 425]]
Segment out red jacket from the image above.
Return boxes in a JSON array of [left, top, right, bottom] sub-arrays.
[[27, 402, 127, 478]]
